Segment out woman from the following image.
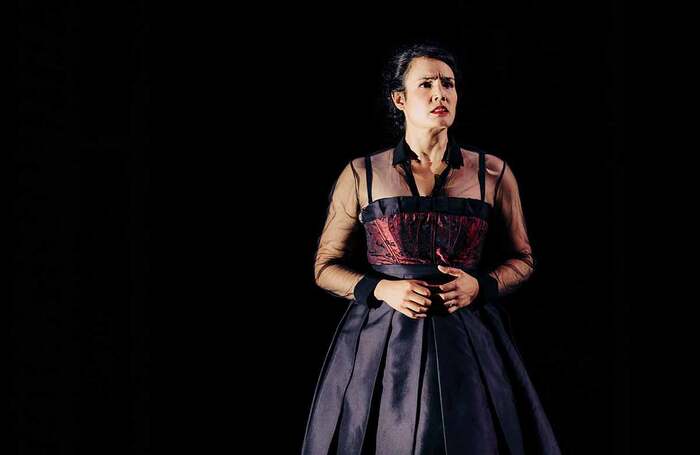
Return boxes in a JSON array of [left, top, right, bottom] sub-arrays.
[[302, 43, 562, 455]]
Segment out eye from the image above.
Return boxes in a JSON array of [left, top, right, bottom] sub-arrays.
[[419, 81, 432, 88], [442, 80, 454, 88]]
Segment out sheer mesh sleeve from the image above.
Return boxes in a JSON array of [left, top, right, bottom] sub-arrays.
[[313, 160, 382, 306], [485, 161, 536, 297]]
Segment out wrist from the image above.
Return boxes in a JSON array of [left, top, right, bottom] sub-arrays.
[[474, 271, 499, 302], [373, 279, 388, 300], [353, 274, 383, 308], [472, 275, 480, 298]]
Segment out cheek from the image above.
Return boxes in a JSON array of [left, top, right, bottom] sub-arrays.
[[405, 101, 427, 118]]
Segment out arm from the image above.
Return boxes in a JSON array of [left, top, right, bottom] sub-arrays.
[[478, 161, 536, 299], [313, 160, 382, 306]]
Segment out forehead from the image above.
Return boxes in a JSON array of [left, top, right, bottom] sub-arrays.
[[405, 57, 455, 80]]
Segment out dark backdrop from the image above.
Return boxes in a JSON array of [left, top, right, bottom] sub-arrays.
[[16, 1, 625, 454]]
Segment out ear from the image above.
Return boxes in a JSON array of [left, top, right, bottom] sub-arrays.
[[391, 90, 405, 111]]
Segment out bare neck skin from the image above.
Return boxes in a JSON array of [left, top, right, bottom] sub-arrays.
[[404, 127, 450, 174]]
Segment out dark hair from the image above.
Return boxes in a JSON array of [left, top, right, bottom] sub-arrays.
[[381, 42, 462, 135]]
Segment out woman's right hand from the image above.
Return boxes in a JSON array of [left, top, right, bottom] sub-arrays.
[[373, 279, 434, 319]]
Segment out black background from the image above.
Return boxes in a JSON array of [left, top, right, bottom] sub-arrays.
[[16, 1, 625, 454]]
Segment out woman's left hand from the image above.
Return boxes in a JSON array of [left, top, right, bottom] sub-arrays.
[[435, 265, 480, 313]]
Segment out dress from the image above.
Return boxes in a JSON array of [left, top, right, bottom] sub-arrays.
[[302, 136, 562, 455]]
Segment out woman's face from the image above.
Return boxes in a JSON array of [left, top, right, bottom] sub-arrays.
[[392, 56, 458, 131]]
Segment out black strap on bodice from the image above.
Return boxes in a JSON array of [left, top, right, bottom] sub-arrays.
[[494, 160, 508, 204], [399, 161, 421, 197], [365, 146, 487, 203], [365, 155, 374, 204], [432, 161, 451, 198], [478, 150, 486, 202]]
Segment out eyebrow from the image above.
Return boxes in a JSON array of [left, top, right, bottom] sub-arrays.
[[419, 76, 455, 81]]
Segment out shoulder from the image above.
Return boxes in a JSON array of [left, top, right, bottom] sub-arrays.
[[458, 146, 507, 176], [484, 153, 507, 177], [349, 147, 393, 171]]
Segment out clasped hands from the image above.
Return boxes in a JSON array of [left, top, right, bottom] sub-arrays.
[[372, 265, 480, 319]]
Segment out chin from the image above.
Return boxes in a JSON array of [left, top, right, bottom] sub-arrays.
[[431, 119, 454, 128]]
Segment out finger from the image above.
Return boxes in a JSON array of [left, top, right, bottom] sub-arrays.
[[449, 298, 473, 312], [411, 285, 432, 298], [438, 282, 458, 292], [437, 265, 465, 277], [413, 310, 427, 319], [438, 291, 459, 302], [404, 301, 428, 314], [402, 306, 427, 319], [443, 299, 459, 308], [409, 292, 432, 307], [406, 294, 433, 308]]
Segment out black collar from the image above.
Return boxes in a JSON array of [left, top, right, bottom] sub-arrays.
[[392, 134, 464, 168]]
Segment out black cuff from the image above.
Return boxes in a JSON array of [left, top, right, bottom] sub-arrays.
[[473, 271, 499, 305], [353, 274, 383, 308]]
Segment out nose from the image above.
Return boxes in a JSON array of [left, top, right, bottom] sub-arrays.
[[432, 86, 446, 102]]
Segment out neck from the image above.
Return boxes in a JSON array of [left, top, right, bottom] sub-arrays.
[[404, 127, 449, 167]]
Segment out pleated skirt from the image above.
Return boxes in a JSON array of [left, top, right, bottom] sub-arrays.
[[301, 297, 562, 455]]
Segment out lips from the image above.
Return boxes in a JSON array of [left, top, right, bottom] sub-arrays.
[[431, 106, 448, 113]]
